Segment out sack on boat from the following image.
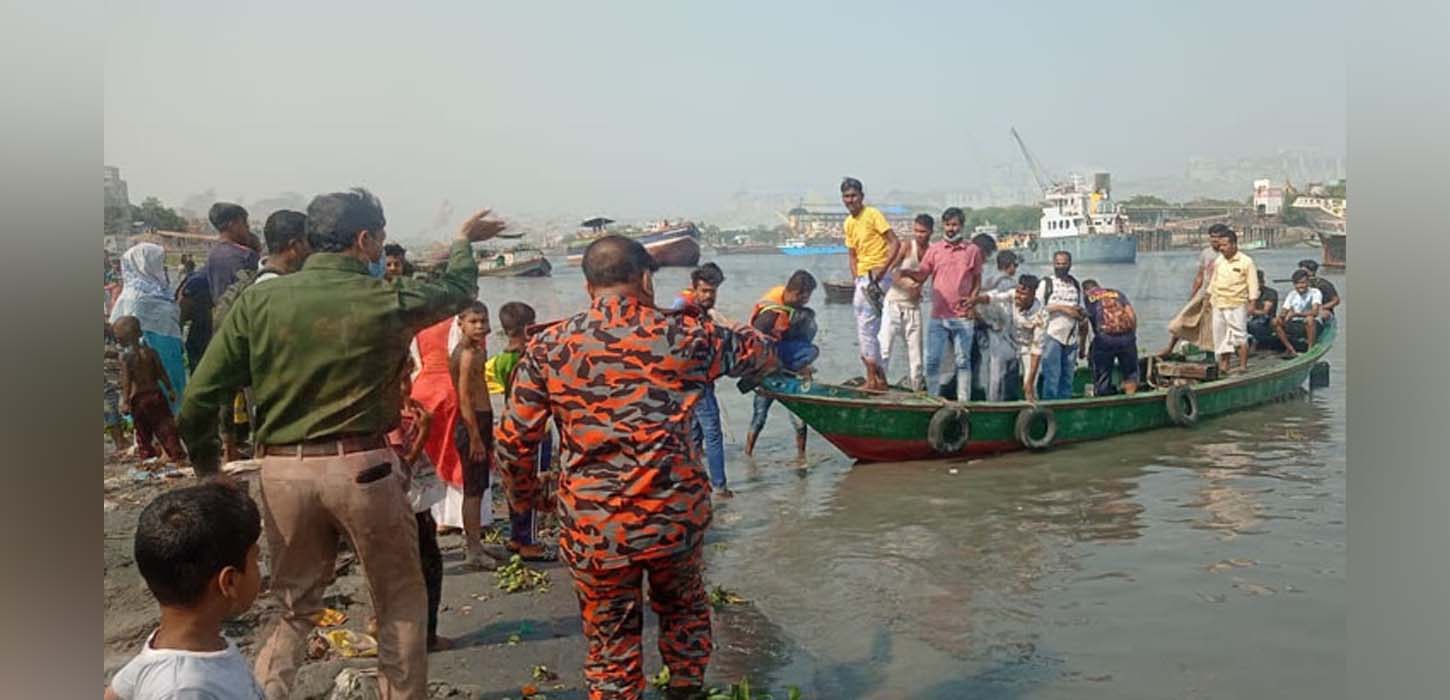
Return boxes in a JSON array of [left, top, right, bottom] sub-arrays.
[[1167, 291, 1215, 349]]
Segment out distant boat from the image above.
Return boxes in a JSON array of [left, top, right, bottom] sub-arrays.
[[566, 223, 702, 267], [779, 237, 847, 256], [996, 174, 1137, 265], [477, 248, 552, 277], [1319, 226, 1346, 270], [823, 280, 854, 304], [713, 244, 781, 256]]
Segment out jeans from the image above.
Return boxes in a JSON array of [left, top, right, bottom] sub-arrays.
[[1039, 337, 1078, 401], [749, 392, 805, 437], [1089, 333, 1139, 397], [509, 430, 552, 546], [778, 340, 819, 373], [925, 317, 975, 401], [691, 385, 727, 487]]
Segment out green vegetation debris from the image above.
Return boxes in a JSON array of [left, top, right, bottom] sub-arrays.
[[496, 555, 551, 594]]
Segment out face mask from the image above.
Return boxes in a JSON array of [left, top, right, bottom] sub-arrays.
[[369, 257, 387, 278], [1054, 266, 1071, 278], [943, 230, 964, 243]]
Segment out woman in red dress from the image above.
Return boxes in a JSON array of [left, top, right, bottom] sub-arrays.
[[411, 317, 465, 510]]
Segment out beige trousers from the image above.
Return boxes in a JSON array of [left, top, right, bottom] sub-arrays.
[[252, 446, 428, 700]]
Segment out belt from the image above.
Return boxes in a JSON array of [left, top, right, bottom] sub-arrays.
[[260, 433, 387, 458]]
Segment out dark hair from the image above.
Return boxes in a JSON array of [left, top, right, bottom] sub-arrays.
[[1256, 268, 1266, 282], [1081, 278, 1100, 291], [581, 235, 659, 286], [306, 188, 387, 253], [1298, 259, 1319, 273], [498, 301, 536, 334], [972, 233, 998, 255], [786, 269, 817, 294], [134, 482, 260, 607], [913, 213, 935, 231], [1207, 223, 1233, 237], [997, 250, 1019, 269], [941, 207, 965, 225], [1053, 250, 1073, 263], [383, 243, 407, 258], [840, 177, 864, 194], [1291, 269, 1311, 283], [1220, 229, 1238, 244], [691, 262, 725, 287], [1018, 274, 1040, 291], [208, 202, 248, 232], [459, 300, 488, 318], [262, 210, 307, 254]]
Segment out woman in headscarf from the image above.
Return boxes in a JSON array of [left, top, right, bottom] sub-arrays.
[[108, 243, 188, 413]]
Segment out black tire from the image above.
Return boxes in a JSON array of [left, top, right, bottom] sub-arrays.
[[1014, 406, 1057, 450], [927, 406, 971, 455], [1166, 384, 1199, 427], [1309, 361, 1331, 389]]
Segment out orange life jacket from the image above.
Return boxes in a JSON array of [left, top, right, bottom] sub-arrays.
[[749, 285, 794, 338]]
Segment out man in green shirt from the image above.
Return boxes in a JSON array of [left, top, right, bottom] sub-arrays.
[[179, 187, 505, 700]]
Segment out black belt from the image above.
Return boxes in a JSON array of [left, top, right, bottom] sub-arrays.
[[260, 433, 387, 458]]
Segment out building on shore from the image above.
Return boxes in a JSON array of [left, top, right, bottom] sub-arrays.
[[1252, 179, 1285, 215], [104, 166, 132, 234]]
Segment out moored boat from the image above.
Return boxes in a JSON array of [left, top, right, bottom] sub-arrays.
[[758, 324, 1335, 462], [778, 237, 847, 256], [714, 244, 781, 255], [1320, 231, 1345, 269], [995, 173, 1137, 265], [477, 248, 552, 277], [822, 280, 854, 304]]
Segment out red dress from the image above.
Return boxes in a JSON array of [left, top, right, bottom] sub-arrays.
[[411, 318, 464, 488]]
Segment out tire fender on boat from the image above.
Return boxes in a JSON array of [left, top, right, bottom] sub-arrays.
[[927, 406, 971, 455], [1166, 384, 1199, 427], [1309, 361, 1331, 389], [1014, 406, 1057, 450]]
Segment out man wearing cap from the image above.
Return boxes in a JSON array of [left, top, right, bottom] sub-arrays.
[[1297, 259, 1341, 320], [841, 177, 903, 391], [179, 188, 506, 700], [496, 235, 776, 700]]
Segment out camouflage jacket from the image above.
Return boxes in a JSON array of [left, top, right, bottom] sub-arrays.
[[496, 294, 776, 570]]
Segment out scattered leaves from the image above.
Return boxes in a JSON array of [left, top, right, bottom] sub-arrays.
[[531, 665, 559, 682], [708, 585, 747, 609], [496, 555, 551, 594]]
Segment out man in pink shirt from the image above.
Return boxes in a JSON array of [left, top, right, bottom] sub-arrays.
[[895, 207, 987, 401]]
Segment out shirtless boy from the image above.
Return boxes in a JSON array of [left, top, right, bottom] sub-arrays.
[[113, 315, 187, 465], [450, 301, 495, 570]]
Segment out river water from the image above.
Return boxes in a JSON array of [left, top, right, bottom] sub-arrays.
[[479, 248, 1346, 699]]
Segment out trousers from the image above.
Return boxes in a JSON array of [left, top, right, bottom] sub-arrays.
[[878, 299, 924, 389]]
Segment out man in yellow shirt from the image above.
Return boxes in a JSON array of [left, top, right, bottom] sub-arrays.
[[1208, 228, 1259, 374], [841, 177, 903, 390]]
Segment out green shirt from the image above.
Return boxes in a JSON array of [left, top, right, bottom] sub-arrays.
[[178, 240, 479, 471], [493, 348, 522, 398]]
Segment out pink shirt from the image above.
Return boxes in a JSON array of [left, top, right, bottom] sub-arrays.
[[915, 240, 985, 319]]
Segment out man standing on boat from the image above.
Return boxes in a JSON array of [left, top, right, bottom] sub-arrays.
[[1159, 224, 1229, 357], [1208, 228, 1259, 374], [877, 213, 932, 391], [496, 236, 777, 700], [672, 262, 732, 497], [895, 207, 986, 401], [841, 177, 903, 391], [1034, 251, 1087, 400]]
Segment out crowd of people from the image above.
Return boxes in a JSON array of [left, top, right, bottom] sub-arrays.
[[842, 179, 1342, 402], [101, 181, 1340, 700]]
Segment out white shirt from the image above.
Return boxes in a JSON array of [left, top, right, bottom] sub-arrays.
[[885, 239, 925, 305], [1035, 276, 1084, 346], [1283, 287, 1323, 314], [109, 631, 263, 700]]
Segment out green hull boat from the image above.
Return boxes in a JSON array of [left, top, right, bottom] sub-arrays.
[[758, 324, 1336, 463]]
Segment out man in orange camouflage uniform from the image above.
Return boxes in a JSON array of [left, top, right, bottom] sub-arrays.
[[496, 236, 777, 700]]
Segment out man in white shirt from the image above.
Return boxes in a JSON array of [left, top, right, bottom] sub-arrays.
[[974, 274, 1045, 401], [878, 214, 932, 391], [1034, 252, 1087, 400], [1273, 268, 1324, 356]]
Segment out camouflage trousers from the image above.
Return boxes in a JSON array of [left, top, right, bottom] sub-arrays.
[[568, 545, 711, 700]]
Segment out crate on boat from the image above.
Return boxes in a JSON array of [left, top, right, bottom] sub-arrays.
[[1154, 361, 1219, 382]]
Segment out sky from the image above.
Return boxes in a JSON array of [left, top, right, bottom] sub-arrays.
[[105, 0, 1345, 238]]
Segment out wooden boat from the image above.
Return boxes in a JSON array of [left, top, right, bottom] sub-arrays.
[[823, 280, 854, 304], [565, 223, 702, 267], [1320, 230, 1346, 269], [477, 248, 552, 277], [757, 324, 1336, 462]]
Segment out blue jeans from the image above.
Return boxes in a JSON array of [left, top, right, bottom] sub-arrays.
[[925, 317, 974, 401], [509, 430, 552, 546], [691, 385, 727, 487], [749, 392, 805, 437], [1039, 337, 1078, 400]]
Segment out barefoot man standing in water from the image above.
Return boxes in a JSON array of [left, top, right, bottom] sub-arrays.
[[497, 235, 777, 700]]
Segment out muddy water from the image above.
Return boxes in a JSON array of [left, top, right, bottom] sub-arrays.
[[480, 248, 1345, 699]]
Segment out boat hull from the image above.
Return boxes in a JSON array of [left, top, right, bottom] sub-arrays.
[[1005, 233, 1138, 265], [760, 325, 1334, 463], [823, 281, 854, 304], [1321, 232, 1346, 269], [567, 227, 701, 267]]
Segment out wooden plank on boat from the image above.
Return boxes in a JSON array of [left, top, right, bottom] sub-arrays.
[[1154, 361, 1218, 381]]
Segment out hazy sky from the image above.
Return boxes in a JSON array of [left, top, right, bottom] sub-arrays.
[[105, 1, 1344, 236]]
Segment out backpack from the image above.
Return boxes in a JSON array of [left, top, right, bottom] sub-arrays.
[[1088, 288, 1137, 336]]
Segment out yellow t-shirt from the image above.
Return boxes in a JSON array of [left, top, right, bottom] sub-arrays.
[[844, 206, 893, 276], [1209, 251, 1259, 308]]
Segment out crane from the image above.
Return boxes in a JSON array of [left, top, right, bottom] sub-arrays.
[[1010, 127, 1056, 193]]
